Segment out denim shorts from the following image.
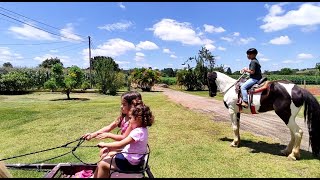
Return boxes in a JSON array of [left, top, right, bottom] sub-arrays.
[[115, 153, 141, 171]]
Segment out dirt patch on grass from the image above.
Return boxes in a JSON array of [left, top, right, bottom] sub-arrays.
[[305, 87, 320, 96]]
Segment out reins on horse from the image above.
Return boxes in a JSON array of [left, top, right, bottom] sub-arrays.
[[0, 137, 102, 169], [222, 73, 246, 94]]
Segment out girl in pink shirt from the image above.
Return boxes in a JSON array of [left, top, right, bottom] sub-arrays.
[[82, 91, 142, 142], [94, 100, 154, 178]]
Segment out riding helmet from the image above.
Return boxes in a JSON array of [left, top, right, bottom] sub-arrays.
[[246, 48, 258, 55]]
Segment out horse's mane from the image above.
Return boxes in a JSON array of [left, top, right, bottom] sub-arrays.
[[215, 71, 236, 83]]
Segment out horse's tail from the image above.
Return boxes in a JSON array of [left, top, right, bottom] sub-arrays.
[[302, 89, 320, 156]]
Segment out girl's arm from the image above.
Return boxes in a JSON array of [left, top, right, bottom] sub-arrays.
[[97, 135, 134, 149], [96, 124, 133, 141], [83, 120, 119, 140]]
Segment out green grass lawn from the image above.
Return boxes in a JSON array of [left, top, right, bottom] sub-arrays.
[[1, 91, 320, 178]]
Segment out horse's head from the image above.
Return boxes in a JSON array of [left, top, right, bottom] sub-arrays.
[[207, 72, 217, 97]]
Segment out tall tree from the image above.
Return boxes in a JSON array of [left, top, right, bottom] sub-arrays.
[[161, 68, 175, 77], [92, 56, 121, 95], [44, 63, 84, 99], [64, 66, 84, 99], [3, 62, 13, 68], [316, 63, 320, 72], [279, 68, 293, 75], [178, 47, 217, 91], [39, 57, 63, 69], [226, 67, 232, 75], [130, 67, 160, 91], [198, 46, 215, 72]]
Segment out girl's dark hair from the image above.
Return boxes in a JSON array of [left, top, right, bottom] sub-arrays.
[[130, 99, 154, 127], [122, 91, 142, 105], [117, 91, 142, 127]]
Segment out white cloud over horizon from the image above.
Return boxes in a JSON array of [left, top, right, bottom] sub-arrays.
[[261, 3, 320, 32]]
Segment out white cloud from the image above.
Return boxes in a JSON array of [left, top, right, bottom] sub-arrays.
[[233, 32, 240, 36], [167, 63, 173, 67], [50, 50, 59, 53], [260, 58, 270, 62], [136, 41, 159, 50], [203, 24, 226, 33], [118, 2, 125, 9], [116, 60, 130, 65], [163, 48, 177, 58], [297, 53, 314, 59], [239, 37, 255, 45], [0, 47, 23, 63], [98, 21, 133, 31], [269, 35, 291, 45], [221, 35, 255, 45], [34, 54, 71, 65], [163, 48, 172, 54], [136, 63, 152, 68], [149, 18, 205, 45], [170, 54, 177, 58], [257, 53, 264, 57], [282, 59, 302, 64], [221, 37, 233, 42], [134, 52, 145, 61], [136, 52, 145, 57], [261, 3, 320, 32], [218, 46, 226, 51], [9, 23, 56, 41], [82, 38, 135, 60], [205, 44, 216, 51], [60, 23, 84, 42], [115, 60, 130, 69]]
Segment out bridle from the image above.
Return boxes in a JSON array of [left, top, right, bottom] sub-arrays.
[[219, 73, 246, 94]]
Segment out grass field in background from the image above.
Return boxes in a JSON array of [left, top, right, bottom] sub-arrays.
[[1, 91, 320, 178]]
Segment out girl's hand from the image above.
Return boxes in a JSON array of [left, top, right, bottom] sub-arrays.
[[99, 147, 109, 158], [95, 132, 109, 140], [97, 142, 107, 148], [82, 133, 93, 140]]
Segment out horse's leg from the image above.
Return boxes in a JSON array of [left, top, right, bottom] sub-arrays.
[[286, 118, 303, 160], [276, 104, 302, 160], [229, 108, 240, 147], [280, 129, 295, 156]]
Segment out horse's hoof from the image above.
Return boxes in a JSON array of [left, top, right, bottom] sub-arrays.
[[280, 149, 290, 156], [287, 154, 297, 161], [230, 142, 239, 148]]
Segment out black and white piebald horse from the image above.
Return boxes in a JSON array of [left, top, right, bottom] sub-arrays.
[[207, 71, 320, 160]]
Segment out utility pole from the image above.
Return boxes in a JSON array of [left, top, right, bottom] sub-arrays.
[[88, 36, 92, 88]]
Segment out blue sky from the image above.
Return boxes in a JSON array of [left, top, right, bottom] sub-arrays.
[[0, 2, 319, 72]]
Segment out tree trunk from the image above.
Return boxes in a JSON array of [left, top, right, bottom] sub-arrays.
[[66, 89, 71, 99]]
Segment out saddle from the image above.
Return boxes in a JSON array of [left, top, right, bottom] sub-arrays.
[[236, 77, 270, 112]]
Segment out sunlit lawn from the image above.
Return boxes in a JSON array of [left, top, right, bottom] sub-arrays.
[[1, 91, 320, 178]]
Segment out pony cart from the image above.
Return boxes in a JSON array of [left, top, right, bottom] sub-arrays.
[[2, 137, 154, 178]]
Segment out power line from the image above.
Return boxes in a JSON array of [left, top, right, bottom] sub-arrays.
[[20, 43, 87, 59], [0, 42, 72, 45], [3, 44, 88, 67], [0, 6, 87, 39], [0, 12, 86, 42]]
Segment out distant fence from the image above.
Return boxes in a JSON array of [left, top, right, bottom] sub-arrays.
[[230, 75, 320, 85]]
